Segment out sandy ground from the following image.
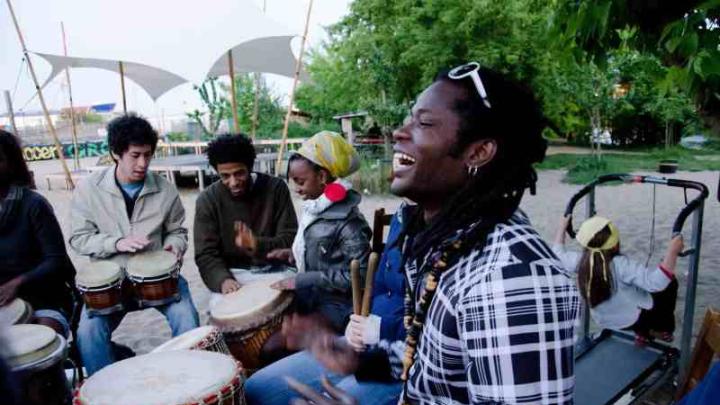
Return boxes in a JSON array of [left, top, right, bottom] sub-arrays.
[[29, 158, 720, 365]]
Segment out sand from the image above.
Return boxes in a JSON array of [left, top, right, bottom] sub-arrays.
[[28, 159, 720, 359]]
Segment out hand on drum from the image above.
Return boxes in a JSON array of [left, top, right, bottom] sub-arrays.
[[0, 276, 23, 306], [286, 375, 358, 405], [309, 332, 359, 375], [220, 278, 242, 294], [116, 235, 151, 253], [234, 221, 257, 255], [271, 276, 296, 291], [267, 248, 295, 265]]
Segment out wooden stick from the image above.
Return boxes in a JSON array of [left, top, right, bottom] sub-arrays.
[[61, 22, 80, 170], [228, 50, 240, 133], [361, 252, 379, 317], [3, 90, 19, 136], [275, 0, 313, 174], [118, 61, 127, 113], [350, 259, 361, 316], [5, 0, 74, 188]]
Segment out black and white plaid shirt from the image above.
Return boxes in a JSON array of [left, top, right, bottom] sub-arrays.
[[359, 211, 580, 404]]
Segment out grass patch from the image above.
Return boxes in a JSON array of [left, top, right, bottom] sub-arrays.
[[538, 147, 720, 184]]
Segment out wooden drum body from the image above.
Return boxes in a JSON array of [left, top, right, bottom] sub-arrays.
[[126, 250, 180, 308], [152, 325, 231, 357], [0, 298, 33, 327], [76, 261, 124, 316], [74, 350, 245, 405], [1, 324, 70, 405], [210, 279, 292, 373]]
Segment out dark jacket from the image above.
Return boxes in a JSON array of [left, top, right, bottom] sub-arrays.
[[0, 187, 74, 315], [194, 173, 299, 292], [370, 204, 414, 342], [293, 190, 371, 332]]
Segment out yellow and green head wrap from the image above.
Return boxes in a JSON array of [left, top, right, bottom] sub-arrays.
[[576, 216, 620, 301], [294, 131, 360, 179]]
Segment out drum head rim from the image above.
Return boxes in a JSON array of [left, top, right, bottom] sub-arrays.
[[0, 298, 30, 327], [126, 251, 178, 278], [151, 325, 220, 353], [76, 261, 123, 288], [9, 334, 67, 372]]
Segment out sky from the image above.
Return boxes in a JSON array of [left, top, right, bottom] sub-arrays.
[[0, 0, 351, 119]]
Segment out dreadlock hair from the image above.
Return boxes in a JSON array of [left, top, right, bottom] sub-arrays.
[[405, 67, 548, 262], [577, 225, 618, 307], [0, 129, 32, 188]]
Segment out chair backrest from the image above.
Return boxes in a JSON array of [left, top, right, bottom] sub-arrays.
[[677, 307, 720, 398], [372, 208, 393, 254]]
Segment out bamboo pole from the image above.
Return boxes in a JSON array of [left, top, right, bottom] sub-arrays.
[[118, 61, 127, 113], [5, 0, 74, 188], [275, 0, 313, 174], [61, 22, 80, 170], [251, 0, 267, 141], [3, 90, 19, 136], [228, 50, 240, 133]]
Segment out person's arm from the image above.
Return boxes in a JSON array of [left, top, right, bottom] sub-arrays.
[[295, 217, 371, 294], [458, 262, 578, 404], [23, 197, 71, 284], [68, 182, 121, 258], [617, 236, 683, 292], [162, 192, 188, 256], [193, 192, 234, 292], [254, 181, 298, 258]]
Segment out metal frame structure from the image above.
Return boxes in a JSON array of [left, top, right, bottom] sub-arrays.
[[564, 173, 709, 405]]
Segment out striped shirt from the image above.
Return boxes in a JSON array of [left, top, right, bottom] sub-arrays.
[[359, 211, 580, 404]]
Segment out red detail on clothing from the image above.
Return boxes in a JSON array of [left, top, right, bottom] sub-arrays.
[[658, 263, 675, 280], [324, 183, 347, 202]]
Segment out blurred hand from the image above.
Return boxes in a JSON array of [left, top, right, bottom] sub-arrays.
[[281, 313, 332, 351], [271, 276, 296, 291], [344, 315, 368, 352], [668, 235, 685, 255], [234, 221, 257, 255], [220, 278, 242, 294], [0, 276, 23, 306], [287, 376, 358, 405], [116, 235, 151, 253], [267, 248, 295, 264], [309, 332, 359, 375]]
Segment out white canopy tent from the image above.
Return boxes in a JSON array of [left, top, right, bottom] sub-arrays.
[[30, 0, 307, 101]]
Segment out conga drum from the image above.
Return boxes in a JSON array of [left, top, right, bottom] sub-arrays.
[[126, 250, 180, 307], [210, 279, 293, 372], [73, 350, 245, 405], [1, 324, 70, 405], [151, 325, 231, 357], [0, 298, 33, 327], [76, 261, 124, 316]]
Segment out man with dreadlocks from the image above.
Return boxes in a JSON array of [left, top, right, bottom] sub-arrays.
[[293, 62, 580, 405]]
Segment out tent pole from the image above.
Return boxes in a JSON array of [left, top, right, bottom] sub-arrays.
[[228, 50, 240, 134], [5, 0, 74, 188], [275, 0, 313, 174], [251, 0, 267, 141], [61, 22, 80, 170], [118, 61, 127, 113], [4, 90, 19, 136]]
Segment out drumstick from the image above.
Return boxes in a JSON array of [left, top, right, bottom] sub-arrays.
[[361, 252, 379, 317], [350, 259, 361, 315]]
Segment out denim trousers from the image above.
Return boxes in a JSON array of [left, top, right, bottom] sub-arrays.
[[244, 350, 402, 405], [77, 275, 200, 375]]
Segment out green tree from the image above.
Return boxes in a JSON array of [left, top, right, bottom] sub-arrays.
[[187, 77, 230, 137]]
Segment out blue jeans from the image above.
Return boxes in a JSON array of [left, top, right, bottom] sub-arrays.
[[77, 276, 199, 375], [245, 350, 402, 405]]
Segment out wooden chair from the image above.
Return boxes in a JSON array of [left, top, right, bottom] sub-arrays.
[[372, 208, 393, 254], [677, 307, 720, 399]]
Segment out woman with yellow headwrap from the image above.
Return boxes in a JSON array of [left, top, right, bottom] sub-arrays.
[[266, 131, 371, 342], [552, 215, 684, 345]]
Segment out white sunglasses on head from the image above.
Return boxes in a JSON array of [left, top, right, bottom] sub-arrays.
[[448, 62, 492, 109]]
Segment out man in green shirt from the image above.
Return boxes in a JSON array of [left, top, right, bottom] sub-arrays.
[[194, 134, 298, 294]]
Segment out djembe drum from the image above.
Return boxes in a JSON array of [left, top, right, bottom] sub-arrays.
[[126, 250, 180, 307]]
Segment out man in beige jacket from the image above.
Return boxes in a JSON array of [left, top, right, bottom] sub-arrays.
[[69, 114, 199, 375]]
